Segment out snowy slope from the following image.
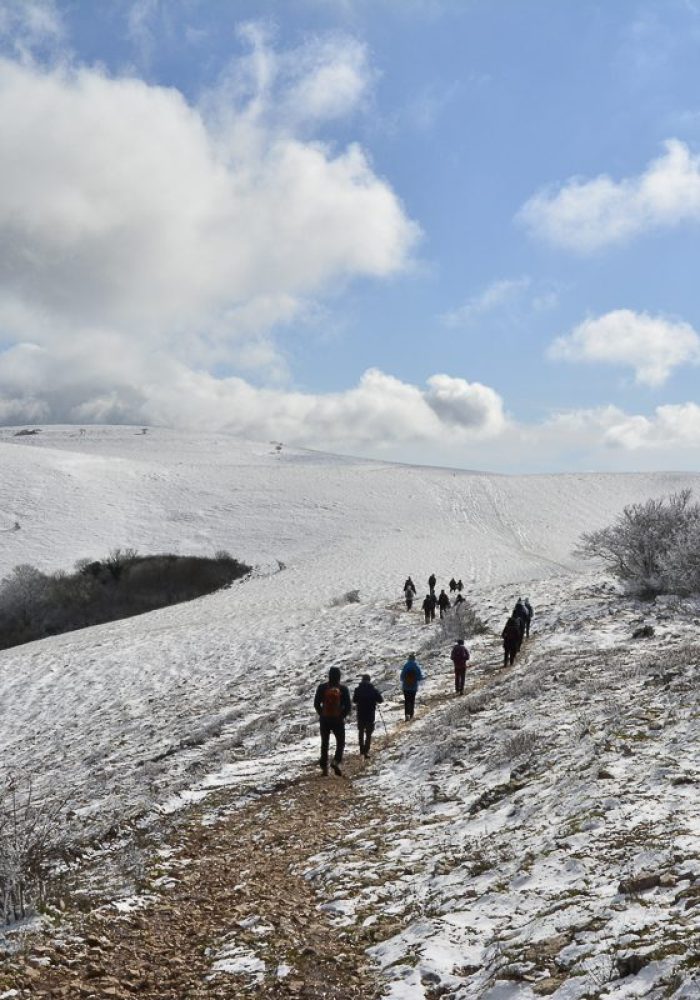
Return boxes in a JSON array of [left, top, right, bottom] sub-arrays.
[[0, 427, 697, 836]]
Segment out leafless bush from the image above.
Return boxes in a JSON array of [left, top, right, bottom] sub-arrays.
[[0, 774, 68, 923], [330, 589, 360, 607], [466, 690, 490, 713], [499, 730, 539, 762], [420, 601, 488, 655], [576, 490, 700, 596]]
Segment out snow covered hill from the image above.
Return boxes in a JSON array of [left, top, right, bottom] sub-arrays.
[[0, 426, 698, 997], [0, 425, 698, 829]]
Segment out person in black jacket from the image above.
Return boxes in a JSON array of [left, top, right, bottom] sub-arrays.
[[422, 593, 436, 624], [428, 573, 437, 595], [501, 616, 521, 667], [403, 576, 417, 610], [437, 589, 451, 619], [314, 666, 352, 776], [353, 674, 384, 758]]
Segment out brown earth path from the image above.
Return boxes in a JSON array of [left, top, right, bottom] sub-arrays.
[[3, 753, 394, 1000], [2, 656, 512, 1000]]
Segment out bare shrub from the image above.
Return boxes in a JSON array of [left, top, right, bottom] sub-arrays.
[[575, 490, 700, 596], [499, 730, 539, 762], [330, 590, 360, 607], [420, 601, 488, 656], [0, 774, 68, 923]]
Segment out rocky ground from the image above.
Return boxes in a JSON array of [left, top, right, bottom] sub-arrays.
[[1, 585, 699, 1000]]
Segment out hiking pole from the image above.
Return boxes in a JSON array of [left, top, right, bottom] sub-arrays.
[[378, 706, 388, 736]]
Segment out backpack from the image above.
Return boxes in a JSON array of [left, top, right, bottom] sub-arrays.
[[323, 685, 343, 718], [404, 666, 417, 687]]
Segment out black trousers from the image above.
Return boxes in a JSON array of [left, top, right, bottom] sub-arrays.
[[454, 665, 466, 693], [357, 719, 375, 755], [503, 646, 517, 667], [320, 717, 345, 766], [403, 690, 416, 719]]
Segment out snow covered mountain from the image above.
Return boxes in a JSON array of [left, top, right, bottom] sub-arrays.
[[0, 426, 698, 998]]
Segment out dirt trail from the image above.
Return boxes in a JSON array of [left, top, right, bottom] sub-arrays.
[[4, 752, 395, 1000], [3, 653, 519, 1000]]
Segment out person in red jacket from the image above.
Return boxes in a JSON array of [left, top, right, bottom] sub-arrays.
[[450, 638, 470, 694]]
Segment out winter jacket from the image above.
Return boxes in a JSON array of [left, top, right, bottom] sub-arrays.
[[400, 658, 424, 692], [438, 591, 451, 610], [403, 578, 417, 595], [353, 681, 384, 724], [450, 643, 470, 668], [314, 682, 352, 719], [501, 620, 521, 650], [524, 600, 533, 623]]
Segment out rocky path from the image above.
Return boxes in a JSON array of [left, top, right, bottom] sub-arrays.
[[3, 747, 397, 1000]]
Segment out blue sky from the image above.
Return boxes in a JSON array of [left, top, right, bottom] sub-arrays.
[[1, 0, 700, 471]]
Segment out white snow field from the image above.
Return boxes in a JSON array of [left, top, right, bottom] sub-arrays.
[[1, 426, 699, 997]]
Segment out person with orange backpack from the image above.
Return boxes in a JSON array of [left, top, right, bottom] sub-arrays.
[[314, 666, 352, 775], [400, 653, 424, 721]]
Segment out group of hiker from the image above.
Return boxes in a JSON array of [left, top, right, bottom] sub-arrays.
[[313, 587, 535, 777], [403, 574, 467, 623]]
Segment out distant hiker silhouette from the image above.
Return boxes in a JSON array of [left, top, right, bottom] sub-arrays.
[[314, 666, 352, 776], [437, 589, 451, 619], [450, 639, 470, 695], [449, 577, 457, 593], [353, 674, 383, 759], [523, 598, 534, 637], [513, 598, 529, 638], [456, 579, 464, 592], [454, 593, 465, 606], [403, 576, 417, 611], [400, 653, 424, 720], [501, 616, 521, 667], [428, 573, 436, 595], [422, 592, 436, 624]]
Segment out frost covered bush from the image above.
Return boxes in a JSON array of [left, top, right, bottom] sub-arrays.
[[329, 589, 360, 607], [0, 774, 67, 924], [0, 551, 251, 650], [420, 601, 488, 655], [576, 490, 700, 595]]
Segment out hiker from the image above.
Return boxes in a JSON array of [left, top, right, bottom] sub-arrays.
[[314, 666, 352, 776], [513, 598, 529, 638], [450, 639, 470, 695], [501, 616, 521, 667], [353, 674, 384, 759], [404, 576, 417, 611], [428, 573, 437, 595], [456, 579, 464, 592], [400, 653, 424, 720], [422, 592, 436, 624], [454, 593, 465, 606], [437, 589, 451, 619], [523, 598, 534, 637], [449, 577, 457, 593]]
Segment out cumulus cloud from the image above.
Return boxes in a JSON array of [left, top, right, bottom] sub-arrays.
[[518, 139, 700, 252], [0, 347, 507, 450], [549, 309, 700, 386], [0, 27, 422, 426]]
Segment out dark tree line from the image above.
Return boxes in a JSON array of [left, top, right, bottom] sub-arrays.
[[0, 549, 250, 650]]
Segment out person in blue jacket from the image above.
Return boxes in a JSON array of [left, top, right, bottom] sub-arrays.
[[400, 652, 424, 721]]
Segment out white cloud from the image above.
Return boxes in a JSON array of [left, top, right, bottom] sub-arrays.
[[603, 403, 700, 449], [518, 139, 700, 252], [441, 278, 531, 328], [549, 309, 700, 386], [0, 346, 507, 449], [0, 0, 64, 60], [0, 31, 418, 399]]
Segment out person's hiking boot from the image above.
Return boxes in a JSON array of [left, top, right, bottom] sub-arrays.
[[331, 761, 343, 776]]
